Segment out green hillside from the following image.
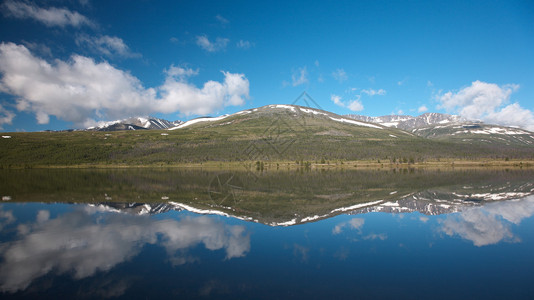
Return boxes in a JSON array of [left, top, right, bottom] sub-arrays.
[[1, 105, 533, 168]]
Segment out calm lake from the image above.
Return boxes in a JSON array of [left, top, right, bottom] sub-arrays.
[[1, 168, 533, 299]]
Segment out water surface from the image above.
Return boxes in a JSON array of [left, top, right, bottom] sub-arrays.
[[1, 168, 533, 299]]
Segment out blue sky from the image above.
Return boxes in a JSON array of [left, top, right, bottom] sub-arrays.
[[1, 0, 533, 131]]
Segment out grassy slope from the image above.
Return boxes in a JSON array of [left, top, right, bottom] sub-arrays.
[[1, 106, 533, 168]]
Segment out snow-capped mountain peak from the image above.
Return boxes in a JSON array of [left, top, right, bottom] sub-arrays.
[[87, 117, 183, 131], [345, 112, 463, 131]]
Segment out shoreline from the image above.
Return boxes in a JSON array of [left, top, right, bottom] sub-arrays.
[[2, 159, 532, 170]]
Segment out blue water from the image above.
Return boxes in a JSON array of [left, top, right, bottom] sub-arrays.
[[1, 199, 533, 299]]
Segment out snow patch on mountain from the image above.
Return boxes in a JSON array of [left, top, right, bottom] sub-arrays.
[[345, 113, 462, 131], [329, 117, 383, 129]]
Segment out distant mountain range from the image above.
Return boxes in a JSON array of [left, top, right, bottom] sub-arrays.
[[3, 104, 533, 168], [89, 108, 534, 147], [87, 117, 183, 131], [344, 112, 534, 146], [344, 112, 464, 131]]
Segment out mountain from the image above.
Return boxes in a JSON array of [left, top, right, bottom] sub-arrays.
[[345, 112, 534, 147], [411, 122, 534, 146], [344, 112, 463, 131], [2, 104, 533, 168], [88, 117, 183, 131]]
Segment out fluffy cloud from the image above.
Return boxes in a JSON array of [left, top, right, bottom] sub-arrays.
[[196, 36, 229, 52], [2, 0, 94, 28], [361, 88, 386, 96], [215, 14, 229, 25], [331, 94, 343, 106], [418, 105, 428, 113], [75, 35, 141, 58], [0, 207, 250, 292], [332, 68, 347, 83], [236, 40, 253, 50], [347, 99, 364, 111], [438, 81, 534, 131], [0, 104, 15, 129], [159, 67, 249, 115], [0, 43, 249, 127], [330, 94, 364, 112], [291, 66, 308, 87]]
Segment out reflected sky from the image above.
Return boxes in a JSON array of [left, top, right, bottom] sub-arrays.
[[1, 195, 534, 299], [439, 195, 534, 246], [0, 205, 249, 293]]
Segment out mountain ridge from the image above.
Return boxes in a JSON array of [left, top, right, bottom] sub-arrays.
[[2, 104, 533, 168], [87, 116, 183, 131], [344, 112, 464, 131]]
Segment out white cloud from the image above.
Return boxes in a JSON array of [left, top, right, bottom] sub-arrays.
[[75, 35, 141, 58], [332, 68, 347, 83], [2, 0, 94, 28], [331, 94, 364, 112], [314, 60, 319, 67], [0, 43, 249, 127], [438, 81, 534, 131], [196, 36, 229, 52], [21, 41, 52, 57], [347, 99, 364, 112], [331, 94, 343, 106], [291, 66, 308, 87], [165, 65, 198, 79], [0, 104, 16, 129], [215, 14, 229, 25], [418, 105, 428, 113], [236, 40, 253, 49], [0, 207, 250, 292], [361, 88, 386, 96]]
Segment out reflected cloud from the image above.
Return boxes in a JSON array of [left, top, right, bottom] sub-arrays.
[[362, 233, 387, 241], [0, 205, 15, 231], [439, 195, 534, 246], [293, 243, 310, 263], [419, 216, 429, 223], [332, 218, 364, 234], [0, 206, 250, 292]]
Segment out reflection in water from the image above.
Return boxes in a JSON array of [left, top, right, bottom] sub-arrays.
[[0, 206, 15, 231], [0, 206, 250, 292], [1, 168, 534, 299], [440, 195, 534, 246], [332, 218, 364, 234], [332, 217, 388, 241]]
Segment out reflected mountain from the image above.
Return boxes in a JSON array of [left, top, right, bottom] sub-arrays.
[[1, 168, 533, 226], [89, 175, 534, 226], [1, 168, 534, 298]]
